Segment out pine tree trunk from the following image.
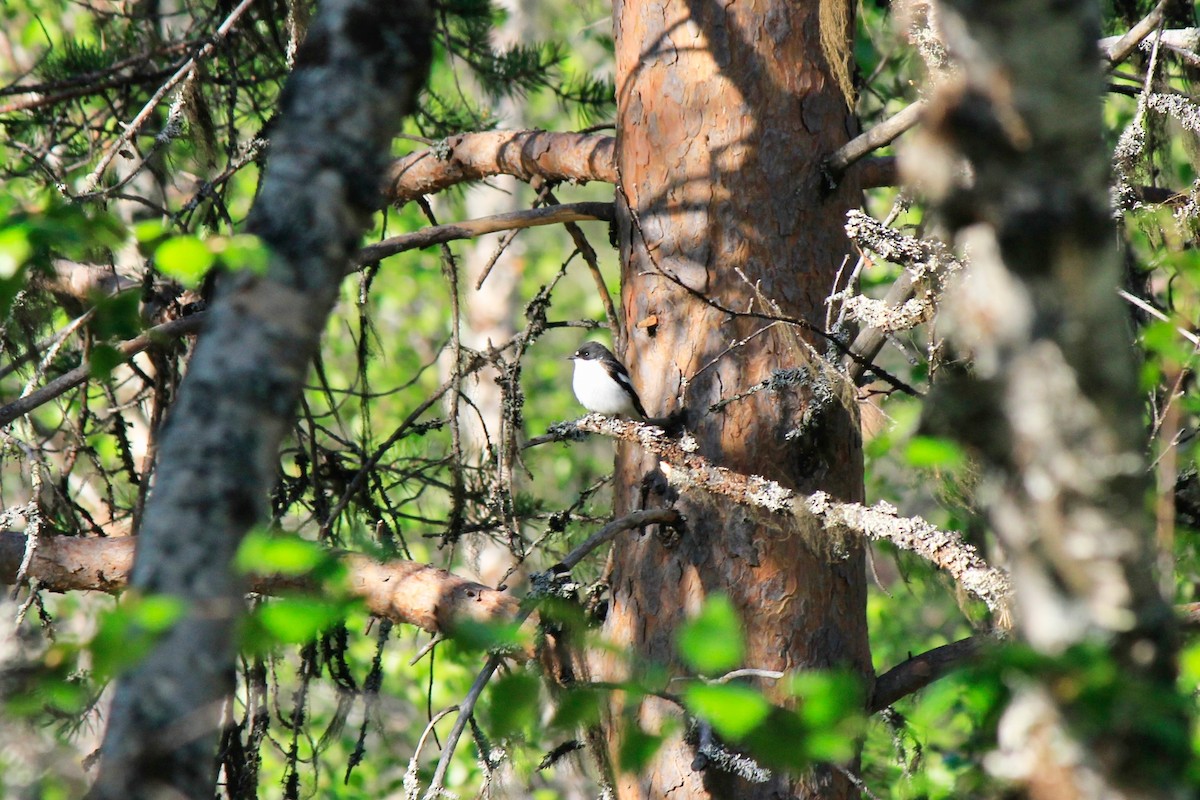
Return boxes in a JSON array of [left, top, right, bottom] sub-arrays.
[[598, 0, 871, 797]]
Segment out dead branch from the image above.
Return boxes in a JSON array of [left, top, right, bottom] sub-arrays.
[[826, 101, 927, 178], [353, 202, 613, 267], [0, 314, 204, 428], [540, 414, 1013, 620], [385, 130, 616, 206], [0, 530, 520, 638], [1100, 1, 1171, 63], [870, 635, 988, 712]]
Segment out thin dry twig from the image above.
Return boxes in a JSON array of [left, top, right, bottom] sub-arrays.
[[79, 0, 260, 194]]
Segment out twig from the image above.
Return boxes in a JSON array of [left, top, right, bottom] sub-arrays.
[[403, 705, 459, 799], [825, 101, 926, 177], [1102, 0, 1170, 64], [352, 203, 614, 268], [870, 636, 989, 712], [0, 314, 204, 428], [556, 508, 681, 571], [1117, 288, 1200, 346], [421, 655, 503, 800], [641, 253, 920, 396], [532, 178, 620, 341], [79, 0, 260, 193]]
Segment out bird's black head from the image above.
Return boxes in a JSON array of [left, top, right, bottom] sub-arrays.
[[571, 342, 614, 361]]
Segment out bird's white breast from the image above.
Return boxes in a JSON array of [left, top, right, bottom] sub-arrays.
[[572, 358, 637, 416]]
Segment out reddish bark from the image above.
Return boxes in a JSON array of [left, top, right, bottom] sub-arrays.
[[600, 0, 871, 796], [385, 131, 616, 205]]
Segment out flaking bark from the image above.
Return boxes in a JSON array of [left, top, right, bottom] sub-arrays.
[[601, 0, 870, 796]]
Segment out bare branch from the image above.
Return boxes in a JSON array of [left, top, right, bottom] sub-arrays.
[[385, 130, 616, 206], [1100, 1, 1170, 63], [826, 101, 926, 177], [0, 314, 204, 428], [352, 202, 613, 267], [870, 636, 988, 712]]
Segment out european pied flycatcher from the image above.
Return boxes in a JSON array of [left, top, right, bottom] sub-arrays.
[[568, 342, 647, 419]]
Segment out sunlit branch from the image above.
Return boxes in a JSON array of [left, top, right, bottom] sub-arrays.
[[385, 130, 617, 206], [352, 202, 614, 267], [536, 414, 1014, 619], [0, 530, 523, 638]]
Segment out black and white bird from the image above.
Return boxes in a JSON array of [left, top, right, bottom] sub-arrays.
[[568, 341, 647, 419]]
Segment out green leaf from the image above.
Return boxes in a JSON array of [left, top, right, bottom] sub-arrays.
[[0, 225, 32, 278], [256, 597, 344, 644], [789, 671, 863, 728], [678, 595, 744, 674], [1142, 320, 1193, 366], [90, 594, 186, 679], [133, 219, 168, 243], [89, 344, 124, 378], [130, 594, 188, 631], [452, 618, 529, 654], [799, 727, 856, 763], [738, 706, 809, 769], [214, 234, 270, 274], [617, 722, 664, 773], [684, 682, 770, 740], [484, 671, 541, 739], [1179, 641, 1200, 689], [550, 685, 602, 730], [236, 530, 328, 576], [904, 435, 965, 469], [155, 235, 215, 286], [90, 291, 142, 340]]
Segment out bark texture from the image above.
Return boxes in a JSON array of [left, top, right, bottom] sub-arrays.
[[85, 2, 432, 797], [600, 0, 871, 796], [907, 0, 1189, 796], [386, 131, 616, 205], [0, 533, 519, 637]]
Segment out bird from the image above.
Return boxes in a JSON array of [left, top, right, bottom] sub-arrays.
[[567, 341, 647, 419]]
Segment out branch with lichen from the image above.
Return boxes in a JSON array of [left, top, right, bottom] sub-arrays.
[[538, 414, 1013, 620], [840, 209, 964, 335]]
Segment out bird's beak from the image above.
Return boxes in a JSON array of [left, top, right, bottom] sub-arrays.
[[566, 354, 576, 361]]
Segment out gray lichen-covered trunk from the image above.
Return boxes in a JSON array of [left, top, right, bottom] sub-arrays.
[[85, 2, 432, 797], [908, 0, 1190, 795]]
